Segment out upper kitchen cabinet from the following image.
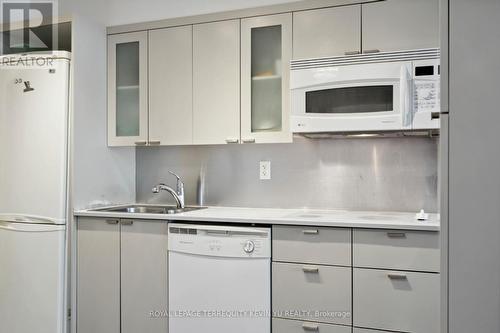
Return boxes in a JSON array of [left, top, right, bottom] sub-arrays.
[[108, 31, 148, 146], [149, 26, 193, 146], [362, 0, 439, 53], [293, 5, 361, 59], [241, 13, 292, 144], [193, 20, 240, 145]]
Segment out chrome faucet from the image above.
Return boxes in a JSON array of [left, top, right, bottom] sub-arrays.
[[152, 171, 185, 209]]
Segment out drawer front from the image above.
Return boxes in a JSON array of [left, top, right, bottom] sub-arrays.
[[273, 226, 351, 266], [353, 268, 440, 333], [353, 229, 440, 272], [273, 318, 351, 333], [272, 262, 352, 325]]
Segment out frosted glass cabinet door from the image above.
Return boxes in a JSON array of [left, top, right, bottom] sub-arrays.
[[241, 13, 292, 143], [108, 31, 148, 146]]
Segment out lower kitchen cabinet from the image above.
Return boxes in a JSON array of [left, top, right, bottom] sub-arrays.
[[77, 218, 120, 333], [120, 219, 168, 333], [272, 262, 352, 326], [273, 318, 351, 333], [353, 268, 440, 333], [77, 218, 168, 333]]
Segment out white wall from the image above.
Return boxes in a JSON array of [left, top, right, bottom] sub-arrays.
[[105, 0, 299, 26]]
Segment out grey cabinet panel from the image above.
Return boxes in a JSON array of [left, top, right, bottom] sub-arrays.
[[272, 262, 352, 325], [77, 218, 120, 333], [293, 5, 361, 59], [121, 220, 168, 333], [448, 1, 500, 332], [149, 26, 193, 145], [362, 0, 439, 52], [353, 229, 440, 272], [193, 20, 240, 145], [273, 318, 351, 333], [353, 268, 439, 333], [272, 226, 351, 266]]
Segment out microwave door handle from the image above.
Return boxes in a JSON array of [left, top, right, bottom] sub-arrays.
[[401, 64, 413, 128]]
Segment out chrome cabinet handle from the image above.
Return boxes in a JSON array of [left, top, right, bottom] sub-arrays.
[[149, 140, 161, 145], [302, 265, 319, 273], [134, 141, 147, 146], [344, 50, 360, 55], [105, 219, 119, 225], [388, 273, 408, 280], [364, 49, 381, 54], [121, 220, 133, 226], [242, 138, 255, 143], [387, 232, 406, 238], [302, 323, 319, 331], [302, 229, 319, 235], [225, 138, 239, 144]]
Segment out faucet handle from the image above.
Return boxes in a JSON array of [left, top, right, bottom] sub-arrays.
[[168, 171, 184, 194]]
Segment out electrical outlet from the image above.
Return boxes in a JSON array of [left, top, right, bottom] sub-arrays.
[[260, 161, 271, 180]]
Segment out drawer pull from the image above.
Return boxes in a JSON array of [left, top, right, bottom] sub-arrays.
[[134, 141, 147, 146], [344, 50, 360, 56], [388, 273, 408, 280], [302, 265, 319, 273], [242, 138, 256, 143], [148, 140, 161, 145], [364, 49, 381, 54], [302, 323, 319, 331], [225, 138, 239, 144], [302, 229, 319, 235], [387, 232, 407, 238], [121, 220, 133, 226], [105, 219, 119, 225]]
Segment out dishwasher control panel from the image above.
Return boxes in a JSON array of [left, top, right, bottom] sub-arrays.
[[168, 223, 271, 258]]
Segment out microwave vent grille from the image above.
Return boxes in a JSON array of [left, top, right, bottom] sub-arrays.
[[291, 48, 440, 70]]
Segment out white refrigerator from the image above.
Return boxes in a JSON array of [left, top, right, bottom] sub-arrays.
[[0, 52, 71, 333]]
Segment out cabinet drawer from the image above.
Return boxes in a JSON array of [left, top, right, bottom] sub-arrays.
[[353, 229, 439, 272], [272, 262, 352, 325], [273, 318, 351, 333], [353, 268, 439, 333], [272, 226, 351, 266]]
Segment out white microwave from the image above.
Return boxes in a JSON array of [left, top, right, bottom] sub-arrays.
[[290, 49, 440, 133]]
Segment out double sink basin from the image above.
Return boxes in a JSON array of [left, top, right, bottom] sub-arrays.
[[94, 205, 206, 215]]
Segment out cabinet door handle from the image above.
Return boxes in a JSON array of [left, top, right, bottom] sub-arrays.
[[364, 49, 381, 54], [302, 229, 319, 235], [121, 220, 133, 226], [344, 50, 360, 55], [388, 273, 408, 280], [302, 323, 319, 331], [302, 265, 319, 273], [148, 140, 161, 145], [134, 141, 147, 146], [387, 232, 407, 238], [242, 138, 256, 143], [225, 138, 239, 144], [431, 112, 440, 119], [105, 219, 119, 225]]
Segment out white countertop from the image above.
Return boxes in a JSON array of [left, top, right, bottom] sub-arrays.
[[75, 205, 440, 231]]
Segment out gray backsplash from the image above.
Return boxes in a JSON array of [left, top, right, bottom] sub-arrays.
[[136, 136, 438, 213]]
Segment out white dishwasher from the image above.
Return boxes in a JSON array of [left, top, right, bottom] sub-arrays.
[[168, 223, 271, 333]]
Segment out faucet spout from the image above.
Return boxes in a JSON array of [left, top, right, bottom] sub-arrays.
[[152, 183, 185, 209]]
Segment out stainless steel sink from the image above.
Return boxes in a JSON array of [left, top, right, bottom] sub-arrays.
[[94, 205, 206, 215]]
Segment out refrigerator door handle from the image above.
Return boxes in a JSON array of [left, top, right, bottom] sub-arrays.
[[0, 214, 64, 225], [0, 221, 65, 232]]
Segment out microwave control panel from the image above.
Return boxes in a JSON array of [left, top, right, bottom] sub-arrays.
[[413, 62, 440, 114]]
